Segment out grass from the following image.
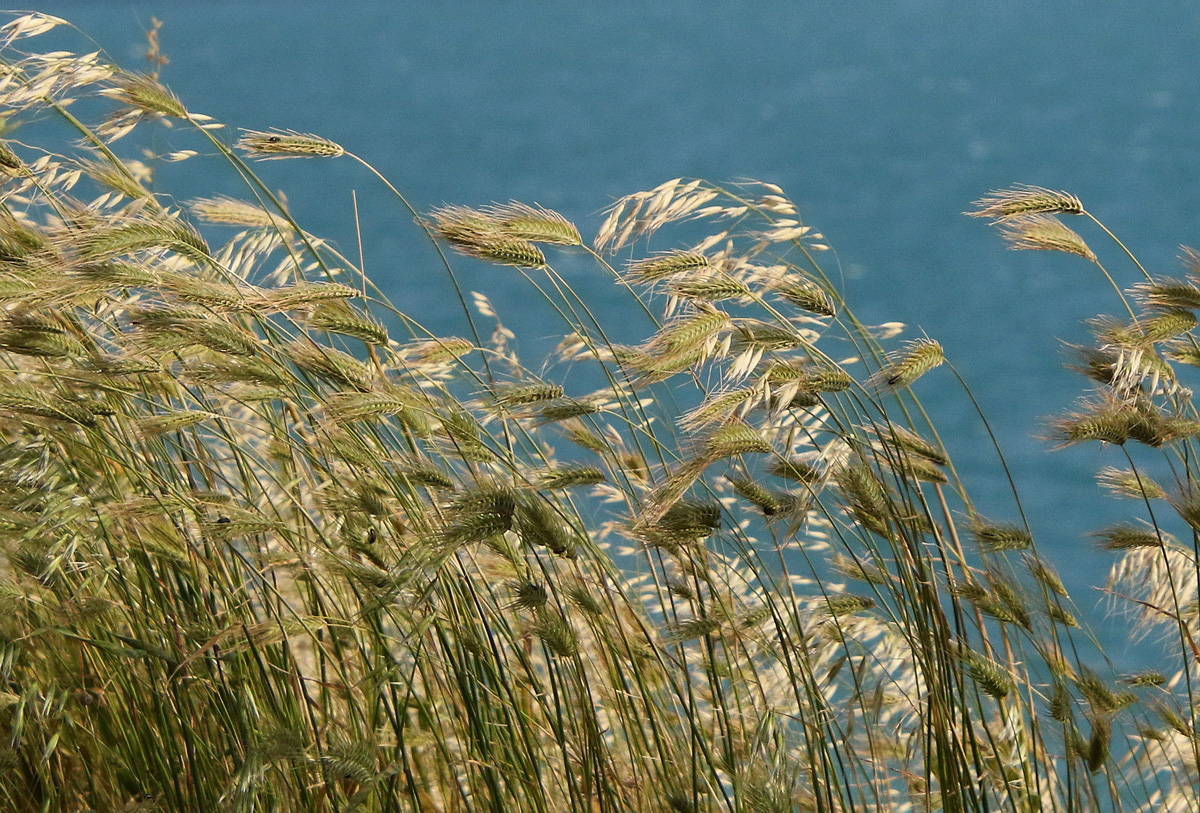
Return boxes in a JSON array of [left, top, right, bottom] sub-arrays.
[[0, 11, 1196, 812]]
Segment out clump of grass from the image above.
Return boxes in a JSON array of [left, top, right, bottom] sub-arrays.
[[0, 16, 1194, 813]]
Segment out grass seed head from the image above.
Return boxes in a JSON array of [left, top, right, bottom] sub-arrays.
[[968, 184, 1085, 221], [237, 129, 346, 159]]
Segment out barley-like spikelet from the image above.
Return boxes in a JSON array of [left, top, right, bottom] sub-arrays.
[[428, 206, 548, 267], [515, 495, 577, 556], [76, 156, 148, 200], [0, 141, 26, 177], [634, 499, 722, 549], [869, 339, 944, 392], [405, 336, 475, 366], [625, 251, 712, 282], [1170, 488, 1200, 531], [835, 463, 893, 539], [134, 410, 209, 438], [506, 580, 548, 611], [874, 424, 949, 467], [190, 196, 287, 229], [967, 185, 1085, 221], [680, 387, 756, 431], [393, 456, 455, 490], [158, 273, 248, 311], [258, 282, 358, 311], [72, 261, 160, 289], [699, 422, 771, 459], [1090, 524, 1164, 550], [237, 129, 346, 159], [772, 279, 836, 316], [1075, 670, 1137, 714], [988, 575, 1033, 629], [958, 647, 1015, 699], [440, 485, 517, 548], [186, 355, 290, 388], [1084, 718, 1111, 773], [532, 465, 606, 489], [0, 385, 97, 426], [1096, 466, 1166, 499], [478, 236, 550, 267], [1047, 604, 1079, 627], [1101, 309, 1196, 346], [308, 301, 388, 344], [733, 319, 807, 350], [830, 552, 888, 584], [74, 217, 209, 264], [970, 520, 1032, 552], [326, 390, 423, 426], [1131, 277, 1200, 310], [667, 275, 752, 302], [286, 342, 374, 391], [726, 475, 784, 516], [1048, 398, 1147, 447], [490, 382, 565, 408], [0, 311, 83, 358], [768, 457, 822, 484], [103, 72, 187, 118], [1122, 671, 1167, 687], [998, 214, 1097, 260], [1025, 555, 1068, 596], [663, 617, 722, 643], [644, 310, 730, 357], [824, 594, 874, 616], [481, 202, 582, 246], [533, 398, 602, 425]]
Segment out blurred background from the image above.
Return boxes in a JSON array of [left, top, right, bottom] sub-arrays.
[[29, 1, 1200, 664]]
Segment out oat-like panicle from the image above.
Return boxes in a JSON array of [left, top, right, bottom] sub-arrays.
[[237, 129, 346, 160], [868, 339, 944, 392], [968, 184, 1085, 222], [998, 214, 1097, 261]]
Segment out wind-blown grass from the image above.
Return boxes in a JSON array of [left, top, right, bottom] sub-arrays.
[[0, 12, 1195, 812]]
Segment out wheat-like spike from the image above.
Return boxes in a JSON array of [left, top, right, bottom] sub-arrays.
[[257, 282, 359, 311], [134, 411, 209, 438], [958, 647, 1016, 699], [490, 383, 565, 408], [970, 519, 1033, 552], [625, 251, 712, 283], [998, 214, 1097, 260], [308, 301, 388, 345], [286, 342, 375, 391], [968, 184, 1085, 221], [1090, 523, 1165, 550], [481, 201, 582, 246], [237, 129, 345, 159], [667, 275, 752, 302], [869, 339, 944, 393], [103, 72, 187, 118], [772, 278, 836, 316], [0, 385, 97, 426], [1096, 466, 1166, 499], [532, 465, 606, 490], [1131, 277, 1200, 310], [190, 196, 288, 229]]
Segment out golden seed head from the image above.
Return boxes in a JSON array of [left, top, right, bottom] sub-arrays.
[[968, 184, 1085, 221], [998, 214, 1097, 261], [237, 129, 346, 160]]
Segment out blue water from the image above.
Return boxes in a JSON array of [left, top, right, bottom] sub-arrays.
[[31, 1, 1200, 665]]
